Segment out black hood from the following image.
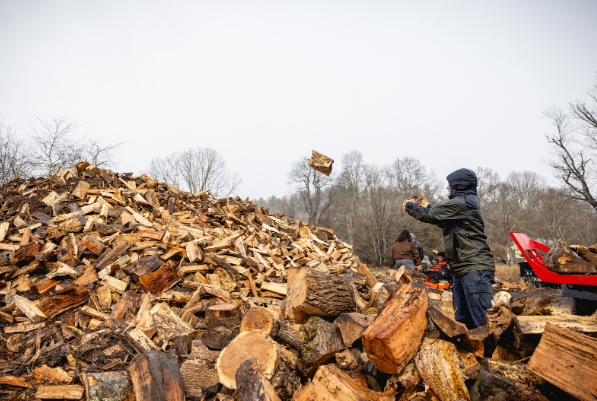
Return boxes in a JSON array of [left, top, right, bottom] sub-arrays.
[[447, 168, 478, 198]]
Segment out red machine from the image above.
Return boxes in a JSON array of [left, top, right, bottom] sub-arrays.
[[509, 232, 597, 300]]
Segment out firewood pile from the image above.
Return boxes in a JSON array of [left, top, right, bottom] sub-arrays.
[[545, 239, 597, 274], [0, 162, 595, 401]]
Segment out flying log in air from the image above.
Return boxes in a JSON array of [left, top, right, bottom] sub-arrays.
[[308, 150, 334, 176]]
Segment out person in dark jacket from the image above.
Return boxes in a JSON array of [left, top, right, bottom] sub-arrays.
[[410, 233, 424, 261], [392, 229, 421, 269], [404, 168, 495, 329]]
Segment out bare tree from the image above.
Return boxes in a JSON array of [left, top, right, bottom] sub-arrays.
[[388, 157, 439, 198], [31, 116, 120, 176], [0, 116, 34, 184], [362, 164, 398, 267], [334, 151, 365, 244], [545, 79, 597, 212], [147, 147, 241, 198], [288, 157, 334, 226]]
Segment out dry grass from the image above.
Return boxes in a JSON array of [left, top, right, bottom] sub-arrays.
[[495, 263, 521, 282]]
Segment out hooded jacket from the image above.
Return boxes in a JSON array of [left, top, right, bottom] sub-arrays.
[[405, 168, 495, 276]]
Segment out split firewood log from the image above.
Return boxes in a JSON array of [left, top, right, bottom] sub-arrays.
[[307, 150, 334, 176], [427, 304, 467, 338], [383, 361, 422, 397], [415, 338, 470, 401], [215, 330, 301, 400], [527, 323, 597, 401], [462, 325, 493, 358], [362, 284, 428, 374], [128, 351, 185, 401], [335, 312, 375, 348], [293, 364, 394, 401]]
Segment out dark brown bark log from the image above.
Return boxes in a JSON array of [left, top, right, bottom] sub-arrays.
[[180, 349, 221, 391], [285, 267, 356, 323], [301, 316, 345, 375], [470, 370, 549, 401], [206, 303, 242, 329], [234, 358, 281, 401], [128, 351, 185, 401]]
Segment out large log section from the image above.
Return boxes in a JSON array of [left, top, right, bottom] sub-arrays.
[[362, 284, 428, 374]]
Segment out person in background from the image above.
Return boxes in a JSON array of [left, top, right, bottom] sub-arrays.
[[411, 233, 424, 261], [403, 168, 495, 329], [391, 229, 421, 269]]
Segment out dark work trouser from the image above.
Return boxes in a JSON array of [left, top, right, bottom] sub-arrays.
[[452, 270, 494, 329]]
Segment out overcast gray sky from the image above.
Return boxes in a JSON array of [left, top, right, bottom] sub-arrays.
[[1, 1, 596, 199]]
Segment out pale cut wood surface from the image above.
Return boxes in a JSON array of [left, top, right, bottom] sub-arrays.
[[527, 322, 597, 401], [514, 314, 597, 335], [415, 338, 471, 401], [362, 284, 428, 374]]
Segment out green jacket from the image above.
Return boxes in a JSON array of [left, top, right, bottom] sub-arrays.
[[405, 169, 495, 276]]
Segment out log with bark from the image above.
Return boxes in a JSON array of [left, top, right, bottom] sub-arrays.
[[285, 267, 356, 323], [301, 316, 345, 375], [128, 351, 185, 401], [215, 330, 301, 400], [234, 359, 281, 401]]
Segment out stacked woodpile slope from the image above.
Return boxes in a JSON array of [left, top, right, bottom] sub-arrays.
[[0, 162, 596, 401]]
